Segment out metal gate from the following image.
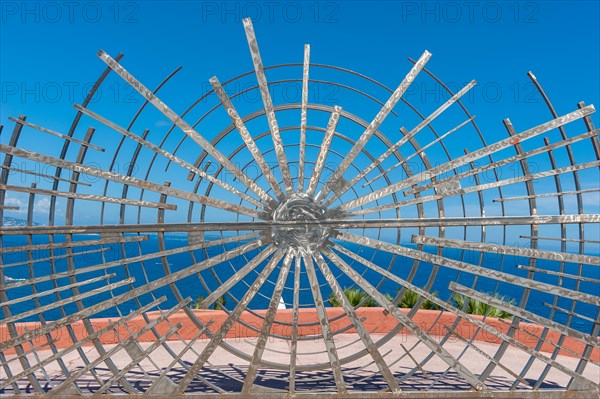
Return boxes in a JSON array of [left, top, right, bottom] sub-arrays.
[[0, 19, 598, 397]]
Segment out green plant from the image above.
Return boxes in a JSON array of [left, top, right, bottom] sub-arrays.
[[397, 289, 419, 308], [327, 287, 378, 307], [396, 289, 441, 310], [421, 292, 441, 310], [191, 295, 227, 310], [451, 293, 514, 319]]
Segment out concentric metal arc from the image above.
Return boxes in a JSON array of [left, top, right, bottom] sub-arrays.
[[0, 18, 599, 397]]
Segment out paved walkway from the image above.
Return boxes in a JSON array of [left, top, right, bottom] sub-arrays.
[[2, 333, 598, 395]]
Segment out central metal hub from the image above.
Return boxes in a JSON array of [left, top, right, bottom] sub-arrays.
[[271, 194, 331, 252]]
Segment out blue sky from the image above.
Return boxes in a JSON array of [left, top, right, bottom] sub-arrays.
[[1, 1, 599, 229]]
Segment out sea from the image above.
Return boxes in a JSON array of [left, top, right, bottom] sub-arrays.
[[1, 233, 598, 335]]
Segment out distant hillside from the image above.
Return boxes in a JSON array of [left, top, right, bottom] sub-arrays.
[[2, 216, 40, 227]]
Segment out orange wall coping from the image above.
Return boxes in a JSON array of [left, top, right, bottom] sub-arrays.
[[2, 307, 597, 362]]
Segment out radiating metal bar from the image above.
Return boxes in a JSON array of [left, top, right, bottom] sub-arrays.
[[0, 351, 20, 394], [96, 50, 276, 207], [413, 135, 599, 200], [440, 294, 600, 390], [7, 116, 105, 152], [298, 44, 310, 193], [0, 238, 263, 354], [329, 242, 535, 389], [199, 245, 276, 308], [444, 327, 532, 388], [495, 188, 600, 203], [23, 327, 55, 390], [335, 232, 600, 306], [243, 18, 293, 195], [0, 165, 92, 187], [315, 50, 432, 203], [329, 241, 454, 311], [531, 74, 599, 177], [0, 184, 176, 210], [175, 250, 285, 393], [0, 205, 19, 210], [0, 274, 114, 307], [313, 252, 401, 392], [5, 233, 260, 287], [322, 247, 488, 392], [407, 132, 600, 198], [0, 296, 166, 389], [449, 282, 598, 347], [177, 91, 403, 186], [8, 182, 52, 393], [337, 106, 596, 212], [350, 160, 600, 216], [517, 265, 600, 284], [78, 232, 259, 275], [543, 303, 598, 324], [504, 115, 543, 353], [209, 77, 285, 202], [2, 248, 109, 268], [302, 254, 347, 393], [0, 277, 134, 326], [0, 235, 148, 254], [242, 251, 293, 394], [579, 101, 600, 157], [2, 215, 598, 237], [413, 235, 600, 266], [525, 106, 585, 387], [334, 242, 597, 391], [362, 116, 476, 188], [75, 104, 266, 210], [1, 336, 59, 368], [0, 144, 266, 219], [48, 299, 190, 396], [95, 323, 183, 394], [399, 343, 433, 380], [289, 256, 301, 393], [146, 321, 214, 394], [0, 289, 158, 354], [494, 317, 594, 362], [358, 82, 478, 190], [520, 235, 600, 244], [306, 106, 341, 197]]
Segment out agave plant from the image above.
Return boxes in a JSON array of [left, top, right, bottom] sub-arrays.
[[327, 287, 379, 307], [396, 289, 441, 310], [451, 293, 514, 319]]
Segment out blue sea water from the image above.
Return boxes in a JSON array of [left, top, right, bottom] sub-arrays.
[[1, 234, 598, 335]]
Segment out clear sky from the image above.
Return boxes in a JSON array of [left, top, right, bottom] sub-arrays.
[[1, 0, 599, 228]]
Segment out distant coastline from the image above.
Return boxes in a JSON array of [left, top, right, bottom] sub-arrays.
[[1, 216, 40, 227]]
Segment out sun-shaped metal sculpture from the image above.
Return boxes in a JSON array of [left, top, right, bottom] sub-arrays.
[[0, 19, 599, 397]]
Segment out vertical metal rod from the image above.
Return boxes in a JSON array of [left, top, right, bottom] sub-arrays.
[[302, 254, 347, 393], [315, 50, 432, 203], [289, 256, 302, 393], [298, 44, 310, 193], [306, 106, 341, 197], [209, 77, 286, 202], [322, 247, 488, 392], [243, 18, 294, 195], [313, 252, 401, 392], [175, 250, 285, 393], [242, 251, 293, 394]]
